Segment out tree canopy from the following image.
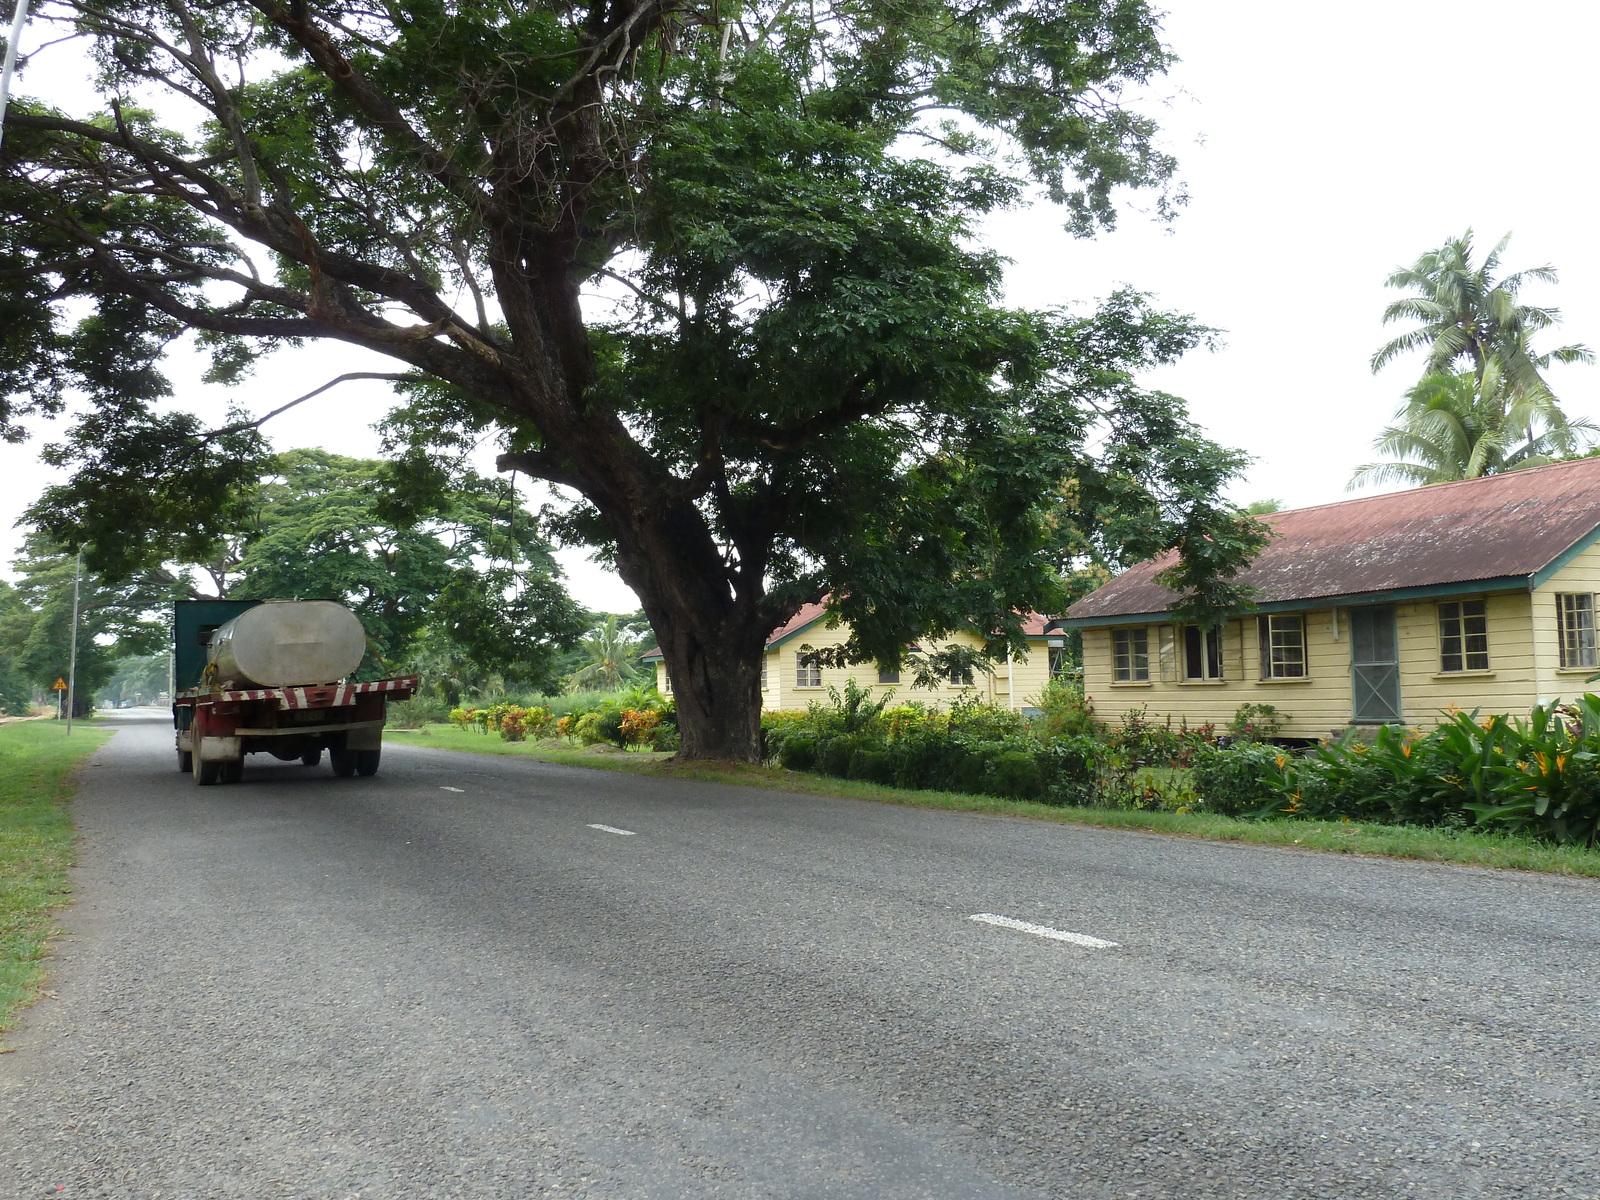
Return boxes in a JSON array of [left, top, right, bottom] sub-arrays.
[[2, 0, 1266, 759]]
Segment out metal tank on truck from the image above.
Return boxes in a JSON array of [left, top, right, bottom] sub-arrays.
[[172, 599, 417, 786]]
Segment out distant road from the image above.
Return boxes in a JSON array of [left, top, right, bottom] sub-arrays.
[[2, 714, 1598, 1198]]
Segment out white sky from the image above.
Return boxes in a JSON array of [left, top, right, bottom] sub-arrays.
[[3, 0, 1598, 611]]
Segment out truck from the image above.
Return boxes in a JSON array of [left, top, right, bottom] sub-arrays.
[[172, 599, 418, 785]]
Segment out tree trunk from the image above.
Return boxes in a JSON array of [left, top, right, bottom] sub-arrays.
[[658, 621, 768, 762]]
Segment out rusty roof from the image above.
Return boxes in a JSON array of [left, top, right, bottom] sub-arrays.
[[1066, 456, 1600, 622]]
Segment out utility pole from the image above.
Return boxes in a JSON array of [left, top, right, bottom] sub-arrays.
[[0, 0, 32, 154], [66, 548, 82, 735]]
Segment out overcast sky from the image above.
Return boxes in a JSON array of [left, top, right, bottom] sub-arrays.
[[4, 0, 1598, 611]]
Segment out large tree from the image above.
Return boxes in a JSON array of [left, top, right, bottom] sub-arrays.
[[1, 534, 174, 717], [2, 0, 1265, 760]]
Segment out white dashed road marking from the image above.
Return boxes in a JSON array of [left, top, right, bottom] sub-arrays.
[[969, 913, 1118, 948], [440, 786, 465, 793], [588, 824, 637, 836]]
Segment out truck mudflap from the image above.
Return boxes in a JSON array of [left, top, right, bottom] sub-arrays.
[[198, 735, 242, 762]]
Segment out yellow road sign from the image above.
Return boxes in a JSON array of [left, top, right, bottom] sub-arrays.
[[51, 677, 67, 690]]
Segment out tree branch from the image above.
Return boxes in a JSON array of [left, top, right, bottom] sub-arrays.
[[205, 372, 414, 440]]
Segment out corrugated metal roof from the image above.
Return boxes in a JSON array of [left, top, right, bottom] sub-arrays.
[[1067, 456, 1600, 621]]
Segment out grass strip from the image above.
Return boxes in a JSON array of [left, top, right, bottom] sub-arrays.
[[0, 719, 112, 1037], [388, 724, 1600, 879]]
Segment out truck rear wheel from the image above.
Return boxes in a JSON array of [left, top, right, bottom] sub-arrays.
[[329, 748, 358, 778], [221, 758, 244, 784], [178, 749, 192, 773], [301, 748, 322, 767], [355, 748, 381, 777], [194, 756, 222, 786]]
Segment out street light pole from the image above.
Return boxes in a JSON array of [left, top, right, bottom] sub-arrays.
[[0, 0, 32, 155], [66, 548, 82, 735]]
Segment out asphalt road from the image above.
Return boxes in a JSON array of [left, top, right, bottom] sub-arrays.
[[2, 712, 1598, 1199]]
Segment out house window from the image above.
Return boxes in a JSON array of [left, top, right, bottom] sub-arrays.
[[1048, 645, 1070, 679], [660, 667, 672, 695], [1112, 628, 1149, 682], [1558, 594, 1597, 669], [946, 662, 974, 686], [1183, 625, 1225, 680], [1257, 615, 1306, 679], [761, 658, 768, 690], [1438, 599, 1489, 672], [796, 652, 822, 688], [878, 664, 900, 684]]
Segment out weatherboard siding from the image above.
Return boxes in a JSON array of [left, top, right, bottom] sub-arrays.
[[1531, 536, 1600, 703], [654, 622, 1054, 713], [1083, 591, 1544, 738]]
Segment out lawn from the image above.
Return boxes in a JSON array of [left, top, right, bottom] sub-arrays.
[[387, 724, 1600, 879], [0, 719, 112, 1037]]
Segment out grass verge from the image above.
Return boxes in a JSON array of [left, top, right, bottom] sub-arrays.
[[388, 724, 1600, 879], [0, 720, 112, 1038]]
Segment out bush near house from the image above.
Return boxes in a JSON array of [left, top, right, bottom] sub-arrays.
[[762, 684, 1600, 848]]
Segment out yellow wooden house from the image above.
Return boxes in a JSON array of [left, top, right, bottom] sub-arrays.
[[1062, 458, 1600, 739], [643, 603, 1062, 712]]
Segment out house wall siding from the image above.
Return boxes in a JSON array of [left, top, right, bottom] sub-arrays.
[[1531, 538, 1600, 703], [655, 623, 1054, 712], [1082, 589, 1541, 738]]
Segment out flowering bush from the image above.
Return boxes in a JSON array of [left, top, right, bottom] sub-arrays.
[[498, 707, 530, 742], [619, 708, 662, 747]]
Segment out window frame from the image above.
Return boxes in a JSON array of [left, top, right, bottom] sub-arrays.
[[795, 651, 822, 689], [1557, 593, 1597, 670], [1438, 598, 1490, 673], [1257, 614, 1307, 679], [1111, 627, 1150, 683], [1182, 624, 1225, 681], [877, 664, 900, 685]]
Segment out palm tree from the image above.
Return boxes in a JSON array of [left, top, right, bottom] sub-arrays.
[[1371, 230, 1592, 402], [1350, 367, 1599, 489], [565, 615, 643, 692]]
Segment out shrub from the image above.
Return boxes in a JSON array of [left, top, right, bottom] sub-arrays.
[[985, 750, 1044, 800], [826, 678, 895, 734], [386, 694, 453, 727], [499, 707, 530, 742], [573, 712, 607, 745], [620, 708, 662, 748], [779, 732, 820, 771], [817, 734, 871, 778], [945, 696, 1026, 742], [882, 703, 945, 742], [849, 748, 896, 785], [1228, 702, 1283, 743], [1104, 706, 1215, 768], [594, 707, 627, 747], [1029, 678, 1096, 741], [1191, 742, 1286, 816], [1038, 735, 1100, 805], [761, 710, 815, 761]]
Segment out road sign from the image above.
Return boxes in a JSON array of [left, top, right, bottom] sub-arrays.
[[51, 677, 67, 691]]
